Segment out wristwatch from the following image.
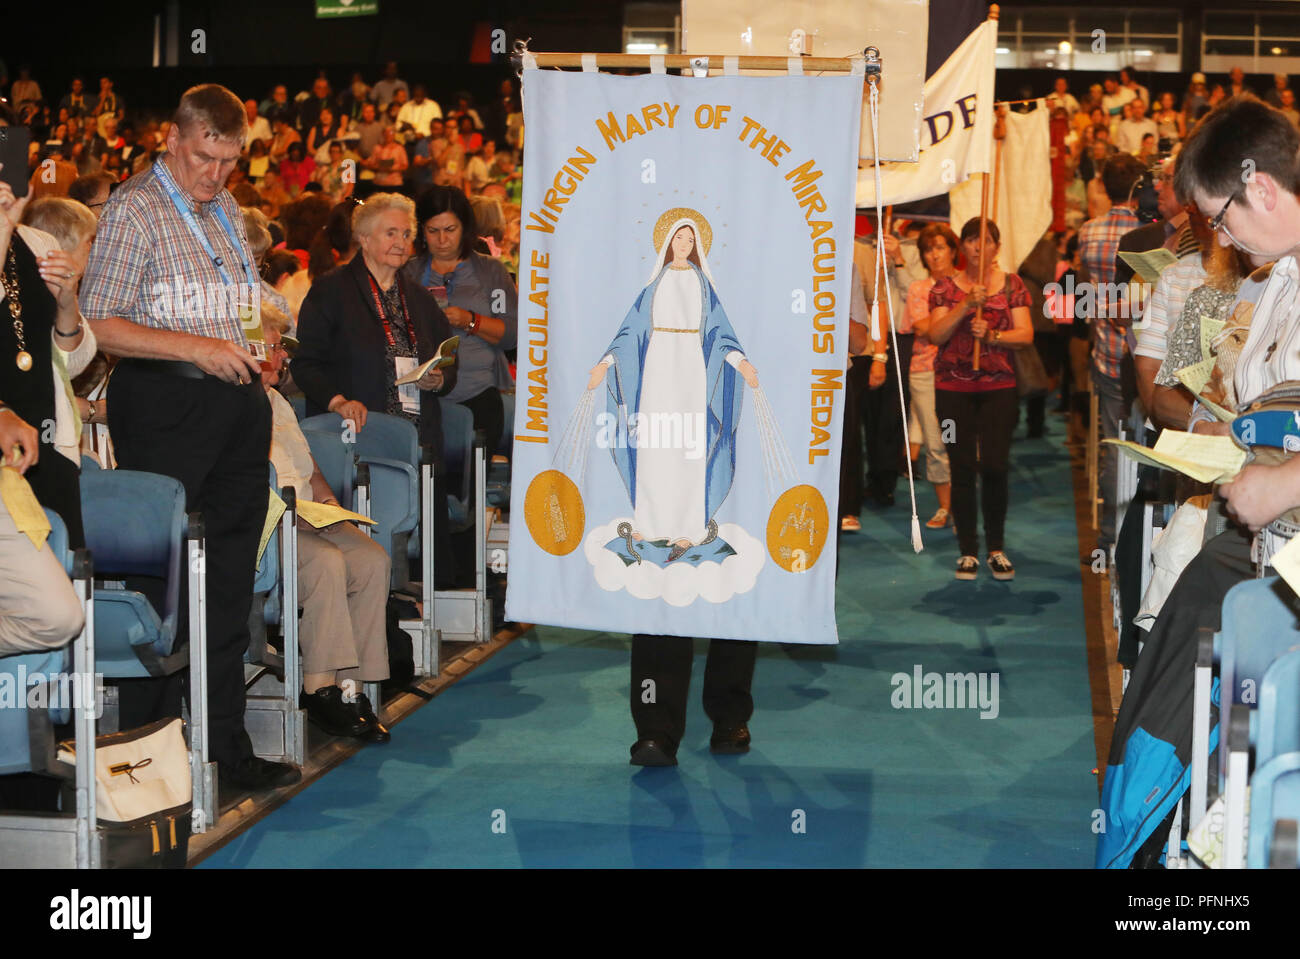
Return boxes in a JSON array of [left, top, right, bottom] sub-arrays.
[[993, 329, 1002, 343], [872, 352, 888, 364], [468, 313, 481, 334]]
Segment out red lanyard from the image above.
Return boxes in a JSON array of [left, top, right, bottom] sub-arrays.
[[367, 273, 414, 349]]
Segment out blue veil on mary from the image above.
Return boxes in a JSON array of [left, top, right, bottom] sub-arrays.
[[596, 212, 747, 564]]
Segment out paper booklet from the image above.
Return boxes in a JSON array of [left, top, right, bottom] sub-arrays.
[[394, 335, 460, 385], [1104, 430, 1248, 485], [296, 500, 378, 528], [1118, 247, 1180, 285]]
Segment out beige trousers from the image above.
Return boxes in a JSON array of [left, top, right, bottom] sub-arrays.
[[296, 522, 391, 681], [0, 499, 84, 657]]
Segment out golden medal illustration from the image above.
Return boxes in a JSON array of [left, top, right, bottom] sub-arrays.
[[524, 469, 585, 556], [766, 485, 829, 572]]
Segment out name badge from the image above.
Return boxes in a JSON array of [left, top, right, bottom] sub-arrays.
[[394, 356, 420, 413]]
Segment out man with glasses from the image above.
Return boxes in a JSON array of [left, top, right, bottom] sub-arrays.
[[67, 172, 115, 220], [1100, 94, 1300, 868]]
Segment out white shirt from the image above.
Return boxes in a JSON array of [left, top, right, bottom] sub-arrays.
[[396, 99, 443, 139], [1046, 91, 1080, 115], [268, 388, 317, 503], [1134, 255, 1207, 363], [245, 115, 272, 149], [1116, 117, 1158, 155]]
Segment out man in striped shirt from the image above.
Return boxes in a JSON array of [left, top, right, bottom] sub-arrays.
[[80, 84, 300, 792], [1078, 153, 1146, 550]]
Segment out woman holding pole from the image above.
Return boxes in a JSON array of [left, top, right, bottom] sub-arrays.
[[926, 217, 1034, 581]]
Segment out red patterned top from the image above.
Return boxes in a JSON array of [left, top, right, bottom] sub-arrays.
[[929, 272, 1028, 392]]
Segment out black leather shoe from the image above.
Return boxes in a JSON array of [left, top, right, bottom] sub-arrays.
[[301, 685, 366, 738], [710, 724, 751, 754], [630, 737, 677, 766], [219, 755, 302, 791], [353, 692, 391, 744]]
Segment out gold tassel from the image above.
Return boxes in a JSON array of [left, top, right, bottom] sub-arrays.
[[150, 821, 160, 856], [169, 816, 177, 850]]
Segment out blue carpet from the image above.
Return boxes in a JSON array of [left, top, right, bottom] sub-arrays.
[[200, 414, 1096, 867]]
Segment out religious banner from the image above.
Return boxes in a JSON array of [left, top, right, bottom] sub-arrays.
[[505, 66, 864, 645], [855, 18, 996, 207]]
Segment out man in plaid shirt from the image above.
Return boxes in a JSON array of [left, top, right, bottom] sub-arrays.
[[1078, 153, 1146, 551], [80, 84, 300, 792]]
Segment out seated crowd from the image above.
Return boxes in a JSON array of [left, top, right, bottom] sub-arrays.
[[0, 66, 522, 798], [2, 61, 1299, 869]]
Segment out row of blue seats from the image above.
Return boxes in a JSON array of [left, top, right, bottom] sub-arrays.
[[0, 390, 508, 865]]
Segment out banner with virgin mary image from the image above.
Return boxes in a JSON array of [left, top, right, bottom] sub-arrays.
[[505, 65, 864, 645]]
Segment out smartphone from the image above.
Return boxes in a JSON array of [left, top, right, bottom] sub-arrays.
[[0, 125, 32, 198]]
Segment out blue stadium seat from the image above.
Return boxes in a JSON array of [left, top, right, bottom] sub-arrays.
[[1248, 647, 1300, 867], [0, 510, 75, 775], [1214, 577, 1300, 867], [439, 398, 475, 529], [245, 465, 305, 767], [0, 508, 100, 866], [298, 413, 361, 508], [80, 470, 189, 678]]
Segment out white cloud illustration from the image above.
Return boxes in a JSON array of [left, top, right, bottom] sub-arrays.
[[582, 518, 766, 606]]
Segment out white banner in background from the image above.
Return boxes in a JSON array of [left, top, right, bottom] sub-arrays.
[[856, 18, 996, 207], [949, 102, 1052, 273], [505, 69, 863, 645]]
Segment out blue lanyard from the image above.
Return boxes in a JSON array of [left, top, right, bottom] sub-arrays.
[[154, 158, 259, 295]]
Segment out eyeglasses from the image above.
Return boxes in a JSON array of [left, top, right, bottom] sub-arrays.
[[1208, 192, 1237, 232]]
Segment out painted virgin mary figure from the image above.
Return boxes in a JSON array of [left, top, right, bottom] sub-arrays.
[[587, 208, 759, 565]]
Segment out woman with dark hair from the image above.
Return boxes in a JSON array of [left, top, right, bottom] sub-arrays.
[[927, 218, 1034, 581], [403, 185, 518, 453], [306, 106, 346, 160], [279, 141, 316, 197], [905, 223, 957, 529], [307, 197, 360, 279]]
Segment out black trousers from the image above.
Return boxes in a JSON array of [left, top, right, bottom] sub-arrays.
[[108, 363, 272, 769], [630, 634, 757, 749], [839, 357, 869, 517], [457, 386, 505, 458], [862, 334, 913, 499], [935, 386, 1018, 557]]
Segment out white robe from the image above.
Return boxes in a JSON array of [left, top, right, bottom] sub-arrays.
[[634, 267, 707, 543]]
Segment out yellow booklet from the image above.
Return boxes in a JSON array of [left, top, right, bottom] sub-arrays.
[[257, 489, 287, 567], [1104, 430, 1248, 484], [1199, 394, 1235, 423], [0, 466, 51, 550], [1175, 357, 1215, 396], [1118, 248, 1179, 285], [296, 500, 377, 528], [394, 335, 460, 386], [1200, 315, 1226, 361]]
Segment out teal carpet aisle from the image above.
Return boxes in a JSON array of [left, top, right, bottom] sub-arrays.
[[201, 415, 1096, 868]]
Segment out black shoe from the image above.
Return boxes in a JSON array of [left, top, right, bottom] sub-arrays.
[[219, 754, 302, 791], [630, 737, 677, 766], [301, 685, 366, 738], [710, 724, 751, 754], [353, 692, 391, 744]]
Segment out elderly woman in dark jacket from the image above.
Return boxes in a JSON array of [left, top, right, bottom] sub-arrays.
[[402, 185, 517, 454], [292, 192, 459, 582]]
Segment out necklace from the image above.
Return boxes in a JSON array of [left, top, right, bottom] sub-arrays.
[[2, 247, 32, 372]]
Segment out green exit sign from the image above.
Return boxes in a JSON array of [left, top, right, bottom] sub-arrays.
[[316, 0, 378, 17]]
